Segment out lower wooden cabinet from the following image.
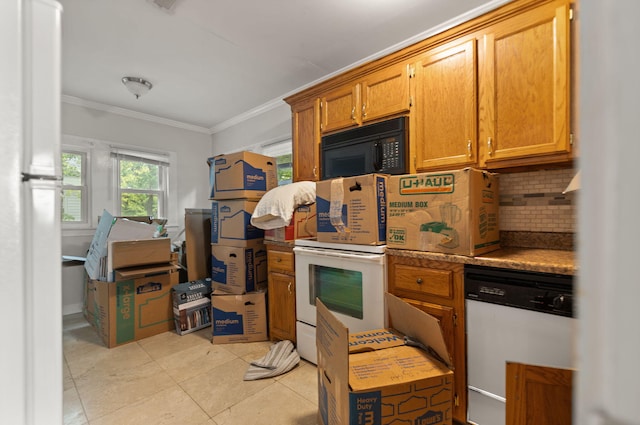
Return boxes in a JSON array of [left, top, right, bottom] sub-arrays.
[[266, 244, 296, 343], [387, 254, 467, 424], [506, 362, 573, 425]]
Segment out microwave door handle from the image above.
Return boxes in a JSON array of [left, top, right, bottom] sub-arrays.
[[374, 140, 383, 171]]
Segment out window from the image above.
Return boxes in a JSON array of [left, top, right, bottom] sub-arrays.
[[61, 150, 88, 224], [261, 139, 292, 186], [113, 151, 169, 218]]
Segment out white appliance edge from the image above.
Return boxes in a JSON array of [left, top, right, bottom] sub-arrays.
[[294, 242, 387, 364], [1, 1, 63, 423]]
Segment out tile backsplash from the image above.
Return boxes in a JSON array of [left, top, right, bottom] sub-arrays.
[[499, 168, 576, 233]]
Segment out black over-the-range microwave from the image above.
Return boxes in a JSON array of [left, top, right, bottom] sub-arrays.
[[320, 116, 409, 180]]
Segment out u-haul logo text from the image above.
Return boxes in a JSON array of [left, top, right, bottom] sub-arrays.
[[399, 174, 455, 195], [482, 189, 494, 203]]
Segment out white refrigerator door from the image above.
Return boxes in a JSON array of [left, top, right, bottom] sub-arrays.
[[0, 1, 63, 424], [24, 178, 63, 424], [26, 1, 64, 424]]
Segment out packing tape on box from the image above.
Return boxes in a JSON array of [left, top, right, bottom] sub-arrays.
[[330, 178, 350, 236]]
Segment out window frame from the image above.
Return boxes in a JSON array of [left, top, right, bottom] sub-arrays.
[[260, 138, 293, 186], [61, 148, 90, 228], [112, 151, 170, 219]]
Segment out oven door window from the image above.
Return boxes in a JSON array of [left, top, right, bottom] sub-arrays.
[[309, 264, 363, 319]]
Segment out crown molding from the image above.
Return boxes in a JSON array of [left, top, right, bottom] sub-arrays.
[[61, 95, 212, 135], [208, 97, 287, 134]]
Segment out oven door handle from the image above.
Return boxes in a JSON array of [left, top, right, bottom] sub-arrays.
[[294, 247, 383, 262]]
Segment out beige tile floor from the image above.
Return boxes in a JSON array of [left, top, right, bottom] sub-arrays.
[[63, 313, 319, 425]]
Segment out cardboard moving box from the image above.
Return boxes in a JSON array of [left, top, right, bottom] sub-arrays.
[[317, 293, 454, 425], [208, 151, 277, 200], [210, 199, 264, 246], [264, 203, 317, 242], [107, 238, 171, 281], [210, 243, 267, 294], [84, 210, 158, 280], [387, 168, 500, 256], [316, 174, 388, 245], [211, 290, 268, 344], [90, 263, 179, 348]]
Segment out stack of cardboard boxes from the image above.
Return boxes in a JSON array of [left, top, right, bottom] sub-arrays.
[[83, 211, 179, 348], [207, 151, 277, 343]]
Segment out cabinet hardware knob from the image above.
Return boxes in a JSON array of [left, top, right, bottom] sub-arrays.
[[362, 103, 367, 118], [416, 278, 423, 284], [487, 137, 494, 156], [351, 107, 356, 121], [276, 258, 282, 262], [288, 282, 292, 294], [467, 140, 472, 158]]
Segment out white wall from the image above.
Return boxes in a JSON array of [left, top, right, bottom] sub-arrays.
[[61, 102, 213, 314], [577, 1, 640, 424], [211, 102, 291, 155]]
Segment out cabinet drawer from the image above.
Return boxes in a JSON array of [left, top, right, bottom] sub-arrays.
[[267, 250, 294, 274], [394, 264, 453, 299]]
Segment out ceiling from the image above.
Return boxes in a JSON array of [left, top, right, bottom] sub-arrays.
[[59, 0, 504, 133]]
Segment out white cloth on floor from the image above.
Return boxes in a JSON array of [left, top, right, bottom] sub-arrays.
[[244, 340, 300, 381]]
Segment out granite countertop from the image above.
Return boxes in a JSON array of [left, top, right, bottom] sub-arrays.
[[386, 247, 576, 276], [264, 238, 576, 275]]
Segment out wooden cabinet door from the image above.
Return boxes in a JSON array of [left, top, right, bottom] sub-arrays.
[[414, 38, 478, 171], [478, 1, 572, 168], [506, 362, 573, 425], [361, 63, 410, 124], [321, 84, 361, 133], [291, 97, 320, 182], [402, 298, 455, 363], [387, 255, 466, 423], [267, 272, 296, 343]]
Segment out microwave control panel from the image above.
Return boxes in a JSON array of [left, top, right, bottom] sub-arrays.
[[380, 137, 402, 169], [376, 136, 405, 174]]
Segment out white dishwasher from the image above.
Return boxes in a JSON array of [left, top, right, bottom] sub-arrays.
[[464, 264, 576, 425]]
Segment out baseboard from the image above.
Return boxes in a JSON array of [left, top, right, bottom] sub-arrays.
[[63, 303, 83, 316]]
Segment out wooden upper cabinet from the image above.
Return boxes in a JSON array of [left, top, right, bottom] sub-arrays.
[[291, 97, 320, 182], [413, 38, 478, 171], [478, 1, 572, 168], [286, 0, 574, 175], [361, 63, 411, 124], [321, 84, 361, 133], [321, 62, 411, 134]]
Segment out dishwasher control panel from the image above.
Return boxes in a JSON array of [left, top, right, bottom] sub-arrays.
[[464, 264, 574, 317]]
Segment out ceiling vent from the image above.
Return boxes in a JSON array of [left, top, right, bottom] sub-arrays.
[[148, 0, 179, 12]]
